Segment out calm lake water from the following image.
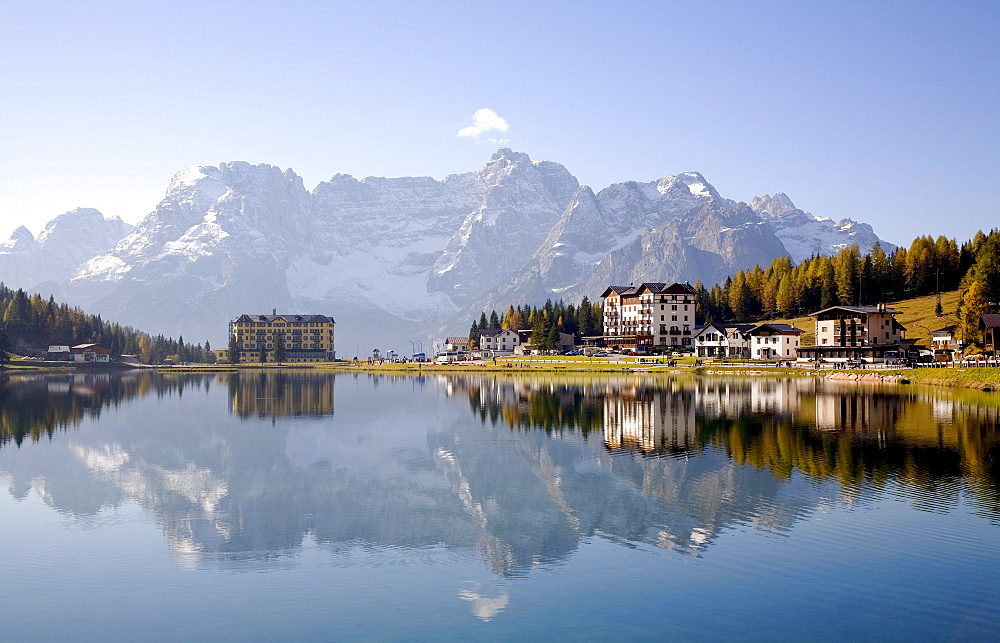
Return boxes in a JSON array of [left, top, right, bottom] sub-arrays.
[[1, 370, 998, 640]]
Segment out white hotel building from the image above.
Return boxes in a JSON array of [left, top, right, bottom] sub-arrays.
[[600, 282, 698, 350]]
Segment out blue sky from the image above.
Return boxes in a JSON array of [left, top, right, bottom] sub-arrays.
[[1, 0, 997, 246]]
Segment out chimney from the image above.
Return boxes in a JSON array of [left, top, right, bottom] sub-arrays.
[[273, 308, 276, 315]]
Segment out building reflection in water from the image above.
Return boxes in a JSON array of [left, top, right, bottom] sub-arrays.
[[603, 381, 696, 455], [454, 375, 1000, 521], [228, 371, 335, 418]]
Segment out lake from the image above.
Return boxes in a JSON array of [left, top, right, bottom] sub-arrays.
[[1, 370, 998, 640]]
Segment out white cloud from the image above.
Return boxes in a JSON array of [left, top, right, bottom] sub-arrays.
[[457, 108, 510, 138]]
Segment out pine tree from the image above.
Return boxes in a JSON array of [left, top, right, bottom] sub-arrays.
[[961, 280, 989, 344], [776, 274, 794, 316], [532, 311, 552, 350], [271, 333, 286, 364], [966, 232, 1000, 303], [469, 320, 480, 349], [228, 333, 240, 364], [501, 306, 516, 329], [0, 324, 9, 365]]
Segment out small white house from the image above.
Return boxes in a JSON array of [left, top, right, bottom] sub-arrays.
[[70, 343, 111, 363], [929, 325, 960, 352], [47, 345, 71, 360], [747, 324, 803, 360], [694, 323, 755, 358], [480, 329, 520, 353], [513, 330, 576, 354]]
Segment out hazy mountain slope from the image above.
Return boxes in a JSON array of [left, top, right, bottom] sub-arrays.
[[0, 208, 132, 291]]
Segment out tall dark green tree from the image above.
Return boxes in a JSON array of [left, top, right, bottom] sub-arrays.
[[228, 333, 240, 364], [270, 333, 286, 364], [0, 324, 9, 365], [469, 320, 480, 349]]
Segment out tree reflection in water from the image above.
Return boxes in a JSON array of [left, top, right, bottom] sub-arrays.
[[454, 375, 1000, 523]]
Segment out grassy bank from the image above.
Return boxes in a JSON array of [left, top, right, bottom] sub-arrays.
[[7, 354, 999, 392], [324, 358, 1000, 391], [889, 367, 1000, 391]]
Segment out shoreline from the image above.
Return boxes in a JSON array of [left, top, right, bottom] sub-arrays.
[[4, 359, 998, 391]]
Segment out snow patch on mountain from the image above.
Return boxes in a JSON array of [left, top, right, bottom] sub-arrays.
[[751, 193, 893, 260]]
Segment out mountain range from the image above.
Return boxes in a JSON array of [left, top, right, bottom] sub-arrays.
[[0, 149, 893, 354]]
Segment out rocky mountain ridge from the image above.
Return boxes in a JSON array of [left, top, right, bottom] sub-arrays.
[[0, 150, 893, 352]]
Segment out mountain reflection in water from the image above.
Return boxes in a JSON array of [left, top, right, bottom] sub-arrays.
[[0, 371, 997, 578]]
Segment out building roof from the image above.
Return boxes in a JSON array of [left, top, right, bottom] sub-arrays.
[[234, 314, 335, 323], [71, 343, 110, 350], [981, 314, 1000, 329], [601, 285, 638, 298], [602, 281, 697, 298], [446, 337, 469, 344], [930, 325, 957, 335], [479, 329, 515, 337], [810, 305, 901, 317], [694, 322, 754, 338], [702, 321, 755, 331], [637, 281, 697, 295], [748, 323, 804, 335]]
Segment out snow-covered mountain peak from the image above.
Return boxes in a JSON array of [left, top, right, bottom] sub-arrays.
[[36, 208, 131, 246], [676, 171, 719, 199], [751, 193, 798, 218], [165, 165, 229, 207], [489, 147, 530, 164], [748, 192, 892, 260], [655, 172, 724, 202], [8, 225, 35, 243]]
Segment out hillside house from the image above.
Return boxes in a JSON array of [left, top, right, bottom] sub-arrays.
[[71, 343, 111, 362], [694, 323, 755, 358], [479, 329, 520, 353], [797, 304, 911, 363], [747, 324, 803, 360], [982, 314, 1000, 354], [47, 345, 72, 361], [929, 325, 960, 361], [512, 330, 576, 354]]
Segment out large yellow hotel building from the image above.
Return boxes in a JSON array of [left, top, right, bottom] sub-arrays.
[[230, 312, 336, 363]]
